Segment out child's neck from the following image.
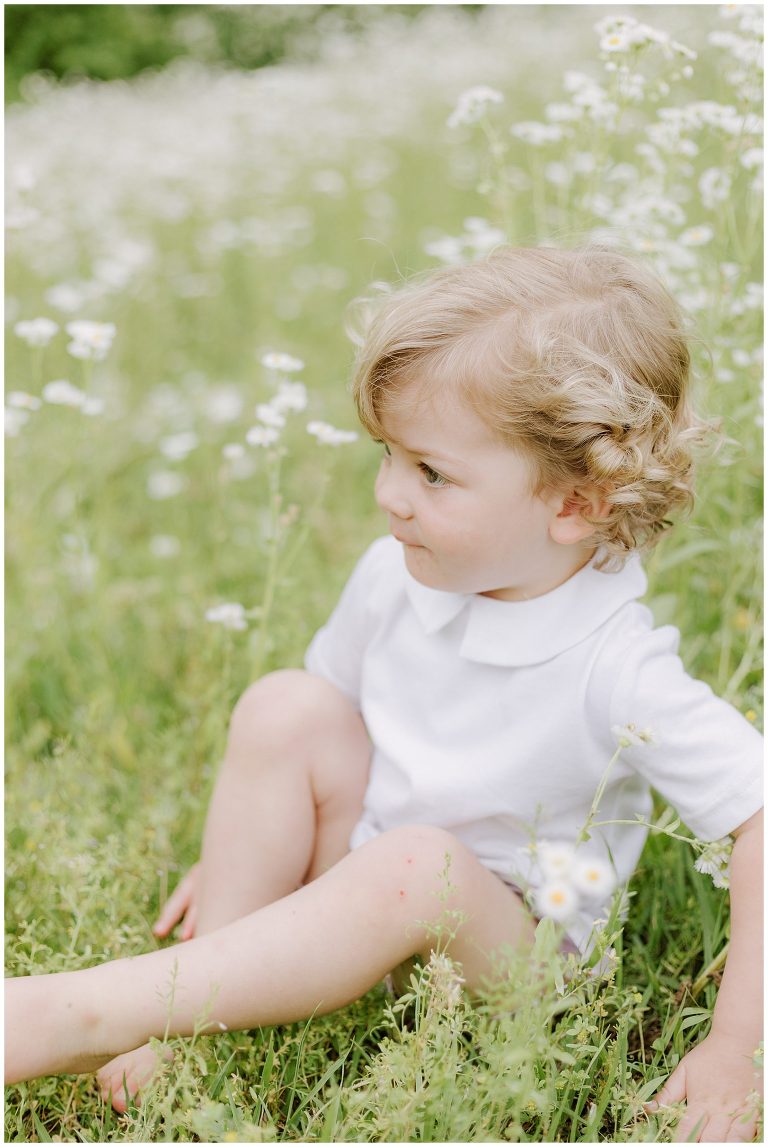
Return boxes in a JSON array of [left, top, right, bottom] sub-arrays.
[[481, 546, 597, 603]]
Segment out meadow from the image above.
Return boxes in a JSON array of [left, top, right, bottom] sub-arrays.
[[5, 5, 763, 1141]]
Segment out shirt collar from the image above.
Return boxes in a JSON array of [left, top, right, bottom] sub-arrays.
[[403, 553, 647, 667]]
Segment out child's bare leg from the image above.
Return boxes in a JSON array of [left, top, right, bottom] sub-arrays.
[[6, 825, 535, 1085], [197, 668, 371, 930], [96, 668, 370, 1108]]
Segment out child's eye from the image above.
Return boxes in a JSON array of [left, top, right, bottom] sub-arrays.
[[419, 463, 449, 488]]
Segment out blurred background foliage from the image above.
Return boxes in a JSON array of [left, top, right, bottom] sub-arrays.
[[5, 4, 477, 103]]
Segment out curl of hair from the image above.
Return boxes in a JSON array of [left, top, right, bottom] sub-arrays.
[[349, 245, 717, 568]]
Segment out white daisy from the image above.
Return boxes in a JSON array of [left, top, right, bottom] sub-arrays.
[[306, 420, 358, 446], [42, 379, 86, 407], [255, 403, 287, 429], [14, 317, 59, 347], [537, 841, 577, 880], [260, 351, 304, 373], [205, 602, 248, 631], [572, 857, 616, 899], [246, 425, 281, 448], [535, 881, 579, 922]]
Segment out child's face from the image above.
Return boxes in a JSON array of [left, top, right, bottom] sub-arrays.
[[374, 384, 594, 600]]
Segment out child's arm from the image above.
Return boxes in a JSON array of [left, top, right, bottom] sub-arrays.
[[647, 808, 763, 1142]]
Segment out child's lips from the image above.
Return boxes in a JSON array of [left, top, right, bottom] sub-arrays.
[[393, 532, 425, 548]]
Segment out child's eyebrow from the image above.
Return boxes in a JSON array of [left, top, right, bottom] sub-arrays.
[[377, 434, 464, 469]]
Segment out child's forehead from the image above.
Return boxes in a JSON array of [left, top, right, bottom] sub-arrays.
[[378, 380, 500, 455]]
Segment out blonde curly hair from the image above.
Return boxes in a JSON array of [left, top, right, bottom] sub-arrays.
[[349, 245, 713, 568]]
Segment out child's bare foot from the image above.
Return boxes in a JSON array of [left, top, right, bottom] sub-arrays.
[[96, 1043, 174, 1112]]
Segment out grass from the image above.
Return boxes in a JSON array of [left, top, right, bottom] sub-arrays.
[[5, 5, 763, 1141]]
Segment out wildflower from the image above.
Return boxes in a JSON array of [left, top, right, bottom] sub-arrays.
[[205, 602, 248, 631], [81, 397, 105, 417], [42, 379, 86, 407], [447, 86, 503, 128], [272, 380, 308, 414], [5, 408, 29, 436], [203, 386, 243, 424], [7, 391, 42, 411], [159, 431, 199, 460], [535, 880, 578, 922], [255, 403, 287, 429], [222, 443, 246, 460], [612, 723, 655, 748], [246, 425, 281, 448], [511, 121, 564, 145], [699, 168, 732, 209], [694, 837, 733, 889], [544, 102, 583, 123], [65, 320, 116, 362], [461, 217, 506, 254], [679, 224, 715, 247], [424, 236, 465, 264], [260, 351, 304, 373], [537, 841, 576, 880], [45, 283, 88, 313], [306, 420, 358, 446], [740, 148, 763, 171], [147, 470, 186, 500], [13, 317, 59, 347], [425, 951, 465, 1012], [594, 14, 638, 38], [600, 29, 634, 53], [545, 162, 570, 187], [572, 857, 616, 899], [149, 535, 181, 558]]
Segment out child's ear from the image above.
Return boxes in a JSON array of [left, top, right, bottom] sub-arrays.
[[547, 487, 612, 546]]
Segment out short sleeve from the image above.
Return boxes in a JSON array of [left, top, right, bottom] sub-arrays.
[[607, 624, 763, 841], [304, 536, 397, 705]]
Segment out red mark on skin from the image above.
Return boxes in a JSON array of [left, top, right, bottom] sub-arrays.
[[399, 889, 406, 898], [406, 857, 413, 864]]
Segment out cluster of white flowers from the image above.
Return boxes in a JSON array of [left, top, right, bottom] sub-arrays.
[[694, 837, 734, 890], [5, 379, 105, 435], [65, 320, 116, 362], [510, 121, 565, 146], [595, 14, 697, 61], [424, 216, 506, 266], [532, 841, 617, 924], [447, 86, 503, 129], [306, 420, 358, 446], [204, 602, 248, 631], [244, 358, 355, 450], [159, 431, 199, 461], [147, 470, 187, 500], [260, 351, 304, 373], [14, 317, 59, 347], [14, 315, 117, 362]]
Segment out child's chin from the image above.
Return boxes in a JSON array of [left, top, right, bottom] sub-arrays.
[[403, 549, 467, 594]]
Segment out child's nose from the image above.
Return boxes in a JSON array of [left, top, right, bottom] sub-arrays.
[[375, 462, 413, 520]]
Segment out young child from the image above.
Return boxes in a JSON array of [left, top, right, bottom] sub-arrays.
[[5, 246, 763, 1142]]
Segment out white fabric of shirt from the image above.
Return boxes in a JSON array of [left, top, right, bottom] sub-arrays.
[[305, 536, 763, 949]]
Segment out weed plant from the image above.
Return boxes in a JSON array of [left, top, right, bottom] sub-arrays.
[[5, 6, 762, 1141]]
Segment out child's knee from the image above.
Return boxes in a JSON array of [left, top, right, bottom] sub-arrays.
[[369, 824, 473, 903], [228, 669, 364, 758]]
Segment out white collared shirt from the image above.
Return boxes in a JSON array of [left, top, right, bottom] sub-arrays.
[[305, 537, 762, 948]]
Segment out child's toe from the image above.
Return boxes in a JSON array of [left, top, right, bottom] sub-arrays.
[[96, 1044, 172, 1112]]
